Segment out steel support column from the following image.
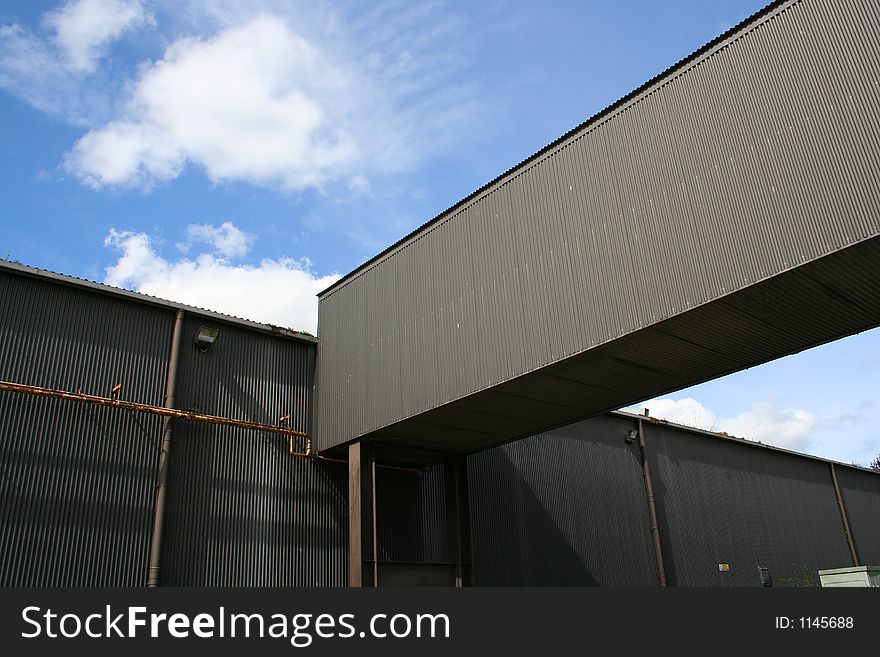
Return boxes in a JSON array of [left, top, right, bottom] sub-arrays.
[[348, 441, 378, 587], [444, 455, 472, 587]]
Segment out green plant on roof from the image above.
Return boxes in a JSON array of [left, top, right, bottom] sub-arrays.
[[779, 563, 819, 588]]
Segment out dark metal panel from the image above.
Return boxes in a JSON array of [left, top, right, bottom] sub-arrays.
[[376, 464, 447, 564], [0, 271, 169, 586], [315, 0, 880, 453], [647, 422, 853, 586], [161, 317, 348, 586], [467, 414, 658, 586], [835, 466, 880, 565]]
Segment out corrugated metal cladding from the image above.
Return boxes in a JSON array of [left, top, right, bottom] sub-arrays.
[[468, 415, 658, 586], [646, 422, 854, 587], [376, 464, 447, 564], [4, 264, 880, 588], [468, 413, 880, 587], [0, 270, 168, 585], [0, 265, 349, 587], [314, 0, 880, 454], [159, 316, 349, 586], [836, 467, 880, 566], [0, 263, 447, 587]]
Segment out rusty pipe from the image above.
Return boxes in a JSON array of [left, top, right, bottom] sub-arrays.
[[0, 381, 308, 439], [0, 381, 309, 438]]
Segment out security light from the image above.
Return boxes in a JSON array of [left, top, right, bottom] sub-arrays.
[[625, 429, 638, 444], [195, 326, 220, 352]]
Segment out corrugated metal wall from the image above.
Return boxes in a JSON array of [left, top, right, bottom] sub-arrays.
[[836, 467, 880, 566], [0, 266, 350, 587], [315, 0, 880, 452], [158, 316, 349, 586], [0, 265, 440, 588], [468, 414, 879, 587], [468, 415, 658, 586], [0, 271, 169, 585], [646, 422, 853, 586], [376, 464, 448, 564], [4, 265, 880, 587]]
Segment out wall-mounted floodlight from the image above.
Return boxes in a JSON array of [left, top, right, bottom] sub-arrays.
[[625, 428, 638, 444], [195, 326, 220, 352]]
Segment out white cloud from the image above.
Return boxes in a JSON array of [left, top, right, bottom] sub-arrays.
[[4, 2, 480, 193], [45, 0, 150, 73], [66, 16, 362, 190], [627, 397, 817, 452], [182, 221, 254, 258], [718, 402, 817, 452], [0, 23, 99, 124], [103, 226, 338, 333], [0, 1, 148, 125], [627, 397, 716, 431], [348, 174, 372, 195]]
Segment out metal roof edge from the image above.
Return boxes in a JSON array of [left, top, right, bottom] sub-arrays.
[[0, 259, 318, 345], [318, 0, 790, 298], [610, 409, 880, 475]]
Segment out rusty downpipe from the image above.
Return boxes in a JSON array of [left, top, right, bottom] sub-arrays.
[[830, 463, 860, 566], [638, 414, 668, 587], [147, 309, 185, 587]]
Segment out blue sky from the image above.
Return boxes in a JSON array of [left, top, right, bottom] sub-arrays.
[[1, 0, 878, 466]]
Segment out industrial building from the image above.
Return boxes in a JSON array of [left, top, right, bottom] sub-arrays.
[[2, 258, 878, 587], [2, 0, 880, 587]]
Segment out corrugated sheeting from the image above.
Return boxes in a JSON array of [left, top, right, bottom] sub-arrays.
[[161, 317, 349, 586], [468, 415, 658, 586], [0, 267, 348, 587], [646, 422, 854, 587], [467, 413, 880, 587], [315, 0, 880, 453], [4, 264, 880, 588], [376, 464, 447, 564], [0, 271, 169, 585], [836, 466, 880, 566]]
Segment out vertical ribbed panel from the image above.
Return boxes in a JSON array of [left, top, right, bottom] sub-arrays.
[[647, 423, 853, 586], [376, 464, 447, 563], [0, 272, 169, 586], [465, 414, 878, 587], [468, 415, 657, 586], [162, 318, 348, 586], [315, 0, 880, 451], [835, 466, 880, 565]]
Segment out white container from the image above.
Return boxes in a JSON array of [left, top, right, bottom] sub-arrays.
[[818, 566, 880, 588]]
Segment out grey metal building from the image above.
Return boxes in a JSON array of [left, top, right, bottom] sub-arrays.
[[314, 0, 880, 457], [3, 0, 880, 587], [1, 260, 878, 587]]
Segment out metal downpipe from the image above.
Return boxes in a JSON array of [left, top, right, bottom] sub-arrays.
[[638, 416, 668, 587], [830, 463, 860, 567], [147, 309, 185, 587]]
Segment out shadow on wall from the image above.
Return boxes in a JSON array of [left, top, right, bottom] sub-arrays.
[[161, 323, 347, 587], [376, 464, 448, 564], [468, 445, 599, 586]]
